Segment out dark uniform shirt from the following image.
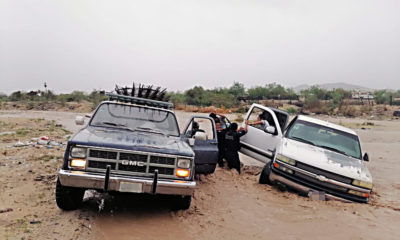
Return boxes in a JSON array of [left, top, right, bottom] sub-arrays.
[[224, 129, 246, 152]]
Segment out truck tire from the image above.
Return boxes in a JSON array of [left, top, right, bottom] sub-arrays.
[[172, 195, 192, 210], [259, 163, 272, 185], [55, 178, 85, 210]]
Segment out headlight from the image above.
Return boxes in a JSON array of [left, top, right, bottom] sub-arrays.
[[273, 162, 294, 174], [70, 147, 87, 158], [70, 159, 87, 169], [275, 154, 296, 166], [352, 180, 373, 189], [177, 159, 191, 168], [176, 169, 190, 178]]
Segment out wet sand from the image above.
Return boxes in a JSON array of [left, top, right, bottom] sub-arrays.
[[0, 110, 399, 240]]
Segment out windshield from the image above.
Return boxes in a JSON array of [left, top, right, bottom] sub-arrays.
[[90, 102, 180, 137], [286, 120, 361, 159]]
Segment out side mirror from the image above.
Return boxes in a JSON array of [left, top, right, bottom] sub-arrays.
[[188, 138, 195, 146], [75, 116, 85, 125], [264, 126, 276, 135], [363, 153, 369, 162]]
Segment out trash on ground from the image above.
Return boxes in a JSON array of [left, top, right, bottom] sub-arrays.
[[0, 131, 16, 136]]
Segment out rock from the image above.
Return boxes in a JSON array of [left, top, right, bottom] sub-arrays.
[[30, 220, 41, 224], [0, 208, 13, 213]]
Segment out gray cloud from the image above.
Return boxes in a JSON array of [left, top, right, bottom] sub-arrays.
[[1, 0, 399, 94]]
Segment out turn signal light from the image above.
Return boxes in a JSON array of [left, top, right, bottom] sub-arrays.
[[176, 169, 190, 178], [348, 190, 370, 198], [70, 159, 87, 168]]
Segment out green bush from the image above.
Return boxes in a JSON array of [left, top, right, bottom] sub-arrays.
[[286, 107, 297, 115]]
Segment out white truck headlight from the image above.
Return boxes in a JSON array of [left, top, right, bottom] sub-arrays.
[[276, 154, 296, 166], [352, 180, 373, 189], [177, 159, 191, 168], [70, 147, 87, 158]]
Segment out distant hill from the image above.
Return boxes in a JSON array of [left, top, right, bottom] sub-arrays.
[[293, 82, 371, 93]]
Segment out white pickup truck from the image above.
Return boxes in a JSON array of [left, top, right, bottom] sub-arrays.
[[240, 104, 373, 203]]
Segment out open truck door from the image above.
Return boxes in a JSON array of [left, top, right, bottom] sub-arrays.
[[182, 116, 219, 174], [240, 104, 289, 163]]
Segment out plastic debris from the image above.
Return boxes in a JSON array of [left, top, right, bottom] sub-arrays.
[[37, 139, 49, 145], [14, 141, 30, 147], [0, 131, 16, 136], [40, 136, 50, 141]]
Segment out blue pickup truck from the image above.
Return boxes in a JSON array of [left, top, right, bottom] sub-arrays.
[[56, 91, 219, 210]]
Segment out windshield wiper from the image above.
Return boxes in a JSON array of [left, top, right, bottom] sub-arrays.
[[290, 136, 315, 146], [317, 145, 350, 157], [135, 127, 169, 137], [97, 122, 136, 132], [100, 122, 126, 127]]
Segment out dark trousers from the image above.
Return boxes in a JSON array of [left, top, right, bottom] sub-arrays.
[[224, 151, 241, 174], [217, 132, 225, 167], [217, 145, 224, 167]]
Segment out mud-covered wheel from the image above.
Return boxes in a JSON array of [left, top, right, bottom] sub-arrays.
[[259, 163, 272, 185], [55, 178, 85, 210], [172, 195, 192, 210]]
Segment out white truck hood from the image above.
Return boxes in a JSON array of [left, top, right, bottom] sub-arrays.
[[278, 138, 372, 183]]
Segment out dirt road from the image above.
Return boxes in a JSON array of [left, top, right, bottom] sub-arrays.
[[1, 110, 399, 240]]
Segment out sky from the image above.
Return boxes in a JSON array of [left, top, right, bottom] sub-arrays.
[[0, 0, 399, 94]]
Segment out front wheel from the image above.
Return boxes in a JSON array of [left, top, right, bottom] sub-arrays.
[[259, 163, 272, 185], [172, 195, 192, 210], [55, 178, 85, 210]]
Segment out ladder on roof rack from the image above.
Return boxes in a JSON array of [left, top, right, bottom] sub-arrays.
[[106, 93, 174, 109]]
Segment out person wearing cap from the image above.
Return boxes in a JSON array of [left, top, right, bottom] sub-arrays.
[[222, 120, 248, 174], [209, 111, 228, 167], [187, 121, 205, 138]]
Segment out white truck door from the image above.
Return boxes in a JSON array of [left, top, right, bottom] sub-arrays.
[[240, 104, 286, 163]]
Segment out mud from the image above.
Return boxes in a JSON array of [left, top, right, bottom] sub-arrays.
[[0, 110, 399, 240]]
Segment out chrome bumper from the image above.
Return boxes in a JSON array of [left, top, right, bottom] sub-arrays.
[[269, 171, 352, 203], [58, 169, 196, 196]]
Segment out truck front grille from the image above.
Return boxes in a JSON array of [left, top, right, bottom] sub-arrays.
[[88, 161, 116, 170], [86, 148, 179, 178], [295, 162, 352, 184], [89, 150, 117, 159]]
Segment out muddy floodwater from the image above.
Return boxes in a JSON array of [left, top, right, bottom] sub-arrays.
[[1, 110, 399, 240]]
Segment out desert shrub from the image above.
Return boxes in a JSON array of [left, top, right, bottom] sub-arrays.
[[338, 105, 358, 117], [286, 107, 297, 115], [360, 105, 373, 115], [88, 90, 107, 109], [234, 115, 244, 122], [303, 94, 321, 110], [234, 106, 249, 114], [168, 92, 186, 106]]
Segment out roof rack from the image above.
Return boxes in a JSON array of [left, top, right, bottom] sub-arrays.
[[106, 93, 174, 109]]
